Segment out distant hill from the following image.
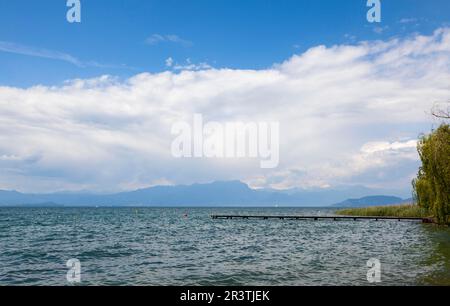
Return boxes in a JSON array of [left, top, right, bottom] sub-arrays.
[[0, 181, 285, 207], [332, 195, 411, 208], [0, 181, 411, 207]]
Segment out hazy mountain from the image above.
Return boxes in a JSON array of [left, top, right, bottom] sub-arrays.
[[0, 181, 411, 207], [332, 195, 411, 208]]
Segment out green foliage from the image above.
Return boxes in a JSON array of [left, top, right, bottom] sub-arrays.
[[336, 205, 430, 218], [413, 124, 450, 225]]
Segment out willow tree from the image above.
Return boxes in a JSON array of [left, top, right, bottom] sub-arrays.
[[413, 124, 450, 224]]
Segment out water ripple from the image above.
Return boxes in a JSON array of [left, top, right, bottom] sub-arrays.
[[0, 207, 449, 285]]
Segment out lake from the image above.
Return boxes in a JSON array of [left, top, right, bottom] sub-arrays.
[[0, 207, 449, 285]]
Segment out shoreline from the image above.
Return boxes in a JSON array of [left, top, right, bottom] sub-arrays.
[[335, 204, 445, 225]]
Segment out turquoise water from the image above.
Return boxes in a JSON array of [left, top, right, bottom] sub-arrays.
[[0, 207, 449, 286]]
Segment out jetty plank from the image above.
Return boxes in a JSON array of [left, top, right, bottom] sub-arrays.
[[210, 215, 431, 223]]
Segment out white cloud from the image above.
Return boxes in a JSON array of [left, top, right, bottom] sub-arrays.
[[373, 26, 389, 34], [1, 28, 450, 192], [172, 58, 212, 71], [165, 57, 174, 67], [399, 18, 418, 24], [145, 34, 193, 47], [360, 140, 417, 154], [0, 41, 132, 70], [164, 57, 213, 71], [0, 40, 82, 66]]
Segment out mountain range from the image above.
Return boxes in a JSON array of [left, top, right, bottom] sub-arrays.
[[332, 196, 413, 208], [0, 181, 412, 207]]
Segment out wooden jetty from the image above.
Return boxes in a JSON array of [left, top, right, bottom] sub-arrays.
[[211, 215, 433, 223]]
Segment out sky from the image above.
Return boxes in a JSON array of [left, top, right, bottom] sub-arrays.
[[0, 0, 449, 194]]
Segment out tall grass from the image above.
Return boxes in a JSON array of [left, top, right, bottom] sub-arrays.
[[335, 204, 431, 218]]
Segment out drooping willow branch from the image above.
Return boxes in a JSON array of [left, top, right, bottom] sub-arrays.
[[432, 102, 450, 119]]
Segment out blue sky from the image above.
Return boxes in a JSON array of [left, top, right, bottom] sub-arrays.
[[1, 0, 450, 87], [0, 1, 449, 194]]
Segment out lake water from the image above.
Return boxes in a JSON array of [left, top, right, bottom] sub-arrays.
[[0, 207, 449, 286]]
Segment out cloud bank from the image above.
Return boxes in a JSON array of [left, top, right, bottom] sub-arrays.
[[1, 28, 450, 193]]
